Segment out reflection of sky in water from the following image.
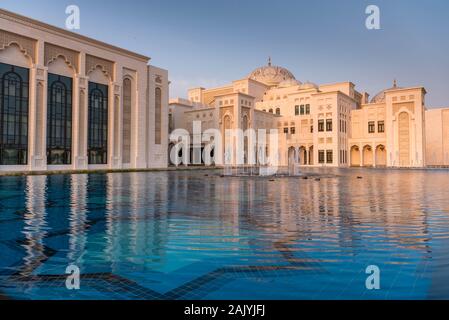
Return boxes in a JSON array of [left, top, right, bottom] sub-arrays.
[[0, 168, 449, 300]]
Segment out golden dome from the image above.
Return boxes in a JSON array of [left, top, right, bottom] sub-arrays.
[[247, 57, 296, 87]]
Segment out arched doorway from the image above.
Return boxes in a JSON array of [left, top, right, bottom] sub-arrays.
[[299, 146, 307, 165], [350, 146, 360, 166], [308, 146, 314, 165], [398, 112, 410, 166], [288, 147, 296, 167], [223, 115, 232, 165], [242, 115, 249, 164], [210, 147, 215, 166], [363, 145, 373, 167], [376, 145, 387, 167], [168, 143, 175, 166]]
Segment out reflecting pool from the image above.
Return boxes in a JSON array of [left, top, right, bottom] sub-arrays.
[[1, 168, 449, 300]]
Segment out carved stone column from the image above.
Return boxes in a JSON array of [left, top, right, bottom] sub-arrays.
[[28, 64, 48, 171], [359, 145, 364, 167], [73, 74, 88, 169], [110, 82, 122, 169]]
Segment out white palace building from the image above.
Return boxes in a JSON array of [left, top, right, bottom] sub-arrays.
[[0, 9, 168, 173], [1, 8, 449, 173], [169, 59, 449, 168]]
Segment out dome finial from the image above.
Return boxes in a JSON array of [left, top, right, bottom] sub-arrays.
[[268, 56, 272, 66]]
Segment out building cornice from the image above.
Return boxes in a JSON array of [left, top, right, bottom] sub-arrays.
[[213, 91, 255, 99], [233, 77, 269, 87], [384, 86, 427, 95], [360, 102, 386, 108], [0, 8, 150, 63], [319, 81, 355, 88], [184, 107, 215, 113], [311, 90, 340, 96], [201, 85, 233, 93]]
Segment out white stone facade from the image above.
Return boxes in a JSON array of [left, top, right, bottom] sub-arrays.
[[170, 59, 449, 168], [0, 9, 168, 172]]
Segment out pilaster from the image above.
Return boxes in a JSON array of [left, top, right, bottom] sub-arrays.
[[73, 74, 88, 169], [110, 82, 122, 169]]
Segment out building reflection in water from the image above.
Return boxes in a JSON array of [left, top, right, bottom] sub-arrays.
[[104, 172, 170, 271], [214, 169, 435, 259], [17, 169, 447, 279], [21, 175, 48, 278], [68, 174, 88, 267]]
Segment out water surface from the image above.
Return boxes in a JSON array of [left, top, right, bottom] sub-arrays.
[[1, 168, 449, 300]]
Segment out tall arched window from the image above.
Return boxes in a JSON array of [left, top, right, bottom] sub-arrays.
[[398, 112, 410, 166], [223, 115, 232, 163], [155, 87, 162, 144], [276, 108, 280, 115], [242, 115, 249, 131], [122, 78, 132, 163], [0, 63, 29, 165], [88, 82, 108, 164], [242, 115, 249, 164], [224, 115, 231, 130], [47, 73, 72, 165]]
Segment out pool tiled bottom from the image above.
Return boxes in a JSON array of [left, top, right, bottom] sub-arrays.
[[0, 169, 448, 299]]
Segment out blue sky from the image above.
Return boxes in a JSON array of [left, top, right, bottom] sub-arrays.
[[1, 0, 449, 106]]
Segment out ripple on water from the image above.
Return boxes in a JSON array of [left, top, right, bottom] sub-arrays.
[[0, 168, 449, 299]]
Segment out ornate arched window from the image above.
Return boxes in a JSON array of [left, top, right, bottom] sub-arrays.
[[224, 115, 231, 130], [88, 82, 108, 164], [0, 63, 29, 165], [242, 115, 249, 131], [242, 115, 249, 164], [155, 87, 162, 144], [47, 73, 72, 165], [122, 78, 132, 163], [223, 115, 232, 163]]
